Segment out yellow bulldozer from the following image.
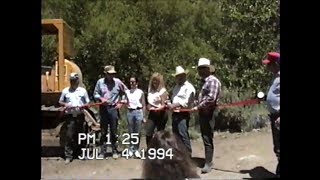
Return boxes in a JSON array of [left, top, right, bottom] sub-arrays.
[[41, 19, 100, 150]]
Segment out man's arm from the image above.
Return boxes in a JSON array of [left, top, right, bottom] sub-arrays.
[[187, 86, 196, 108], [115, 79, 128, 109], [58, 90, 69, 107], [84, 89, 90, 105], [93, 80, 102, 101], [118, 79, 129, 102]]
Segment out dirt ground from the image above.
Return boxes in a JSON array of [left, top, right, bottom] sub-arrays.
[[41, 125, 278, 179]]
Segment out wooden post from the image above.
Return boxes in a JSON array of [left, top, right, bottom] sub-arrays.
[[57, 22, 64, 91]]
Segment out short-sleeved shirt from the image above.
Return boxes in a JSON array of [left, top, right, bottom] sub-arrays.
[[147, 88, 166, 108], [59, 86, 90, 115], [172, 81, 196, 108], [125, 88, 144, 109]]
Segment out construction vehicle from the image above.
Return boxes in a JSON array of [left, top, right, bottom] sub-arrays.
[[41, 19, 100, 150]]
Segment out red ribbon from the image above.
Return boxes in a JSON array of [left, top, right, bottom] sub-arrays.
[[58, 98, 262, 116], [149, 98, 262, 112]]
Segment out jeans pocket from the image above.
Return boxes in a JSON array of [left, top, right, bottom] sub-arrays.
[[136, 110, 144, 121]]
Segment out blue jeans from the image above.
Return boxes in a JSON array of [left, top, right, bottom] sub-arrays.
[[172, 112, 192, 154], [100, 106, 119, 154], [127, 109, 143, 151]]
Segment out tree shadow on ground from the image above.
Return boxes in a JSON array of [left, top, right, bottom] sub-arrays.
[[41, 146, 64, 157], [191, 157, 277, 179], [191, 157, 205, 168], [240, 166, 277, 179]]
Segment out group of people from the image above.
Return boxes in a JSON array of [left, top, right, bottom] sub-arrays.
[[58, 52, 280, 178]]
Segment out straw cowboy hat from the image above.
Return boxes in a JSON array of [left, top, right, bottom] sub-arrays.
[[198, 58, 215, 73], [172, 66, 189, 76], [104, 65, 117, 74]]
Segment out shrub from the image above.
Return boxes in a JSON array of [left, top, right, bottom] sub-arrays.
[[215, 88, 269, 132]]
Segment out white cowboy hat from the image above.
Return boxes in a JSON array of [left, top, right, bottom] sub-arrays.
[[198, 57, 215, 72], [104, 65, 117, 74], [172, 66, 189, 76]]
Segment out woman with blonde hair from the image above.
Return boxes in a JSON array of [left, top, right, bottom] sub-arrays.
[[145, 72, 169, 146]]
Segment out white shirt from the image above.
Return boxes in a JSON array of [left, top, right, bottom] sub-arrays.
[[125, 88, 144, 109], [147, 88, 166, 108], [59, 87, 90, 115], [172, 81, 196, 108]]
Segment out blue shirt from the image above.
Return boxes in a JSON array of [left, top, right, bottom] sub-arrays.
[[266, 71, 280, 114], [93, 78, 128, 105]]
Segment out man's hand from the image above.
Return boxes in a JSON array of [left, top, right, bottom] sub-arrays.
[[120, 99, 128, 104], [65, 103, 72, 107], [115, 103, 122, 109], [143, 118, 147, 123], [167, 104, 175, 110], [191, 106, 198, 112], [63, 103, 72, 110], [100, 97, 108, 104], [275, 117, 280, 130]]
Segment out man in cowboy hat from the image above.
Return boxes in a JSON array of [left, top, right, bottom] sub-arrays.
[[93, 65, 128, 159], [191, 58, 221, 173], [59, 73, 90, 164], [262, 52, 280, 177], [167, 66, 196, 156]]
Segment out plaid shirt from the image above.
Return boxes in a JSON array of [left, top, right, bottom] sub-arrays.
[[197, 75, 221, 109]]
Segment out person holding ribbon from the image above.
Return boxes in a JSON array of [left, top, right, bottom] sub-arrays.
[[124, 77, 146, 157], [191, 58, 222, 173], [145, 72, 169, 146], [166, 66, 196, 157], [93, 65, 128, 159], [59, 72, 90, 164]]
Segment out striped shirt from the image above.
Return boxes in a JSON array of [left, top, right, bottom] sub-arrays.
[[197, 75, 221, 109]]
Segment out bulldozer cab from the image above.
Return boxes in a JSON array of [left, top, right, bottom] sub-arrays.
[[42, 19, 75, 92], [41, 19, 84, 107]]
